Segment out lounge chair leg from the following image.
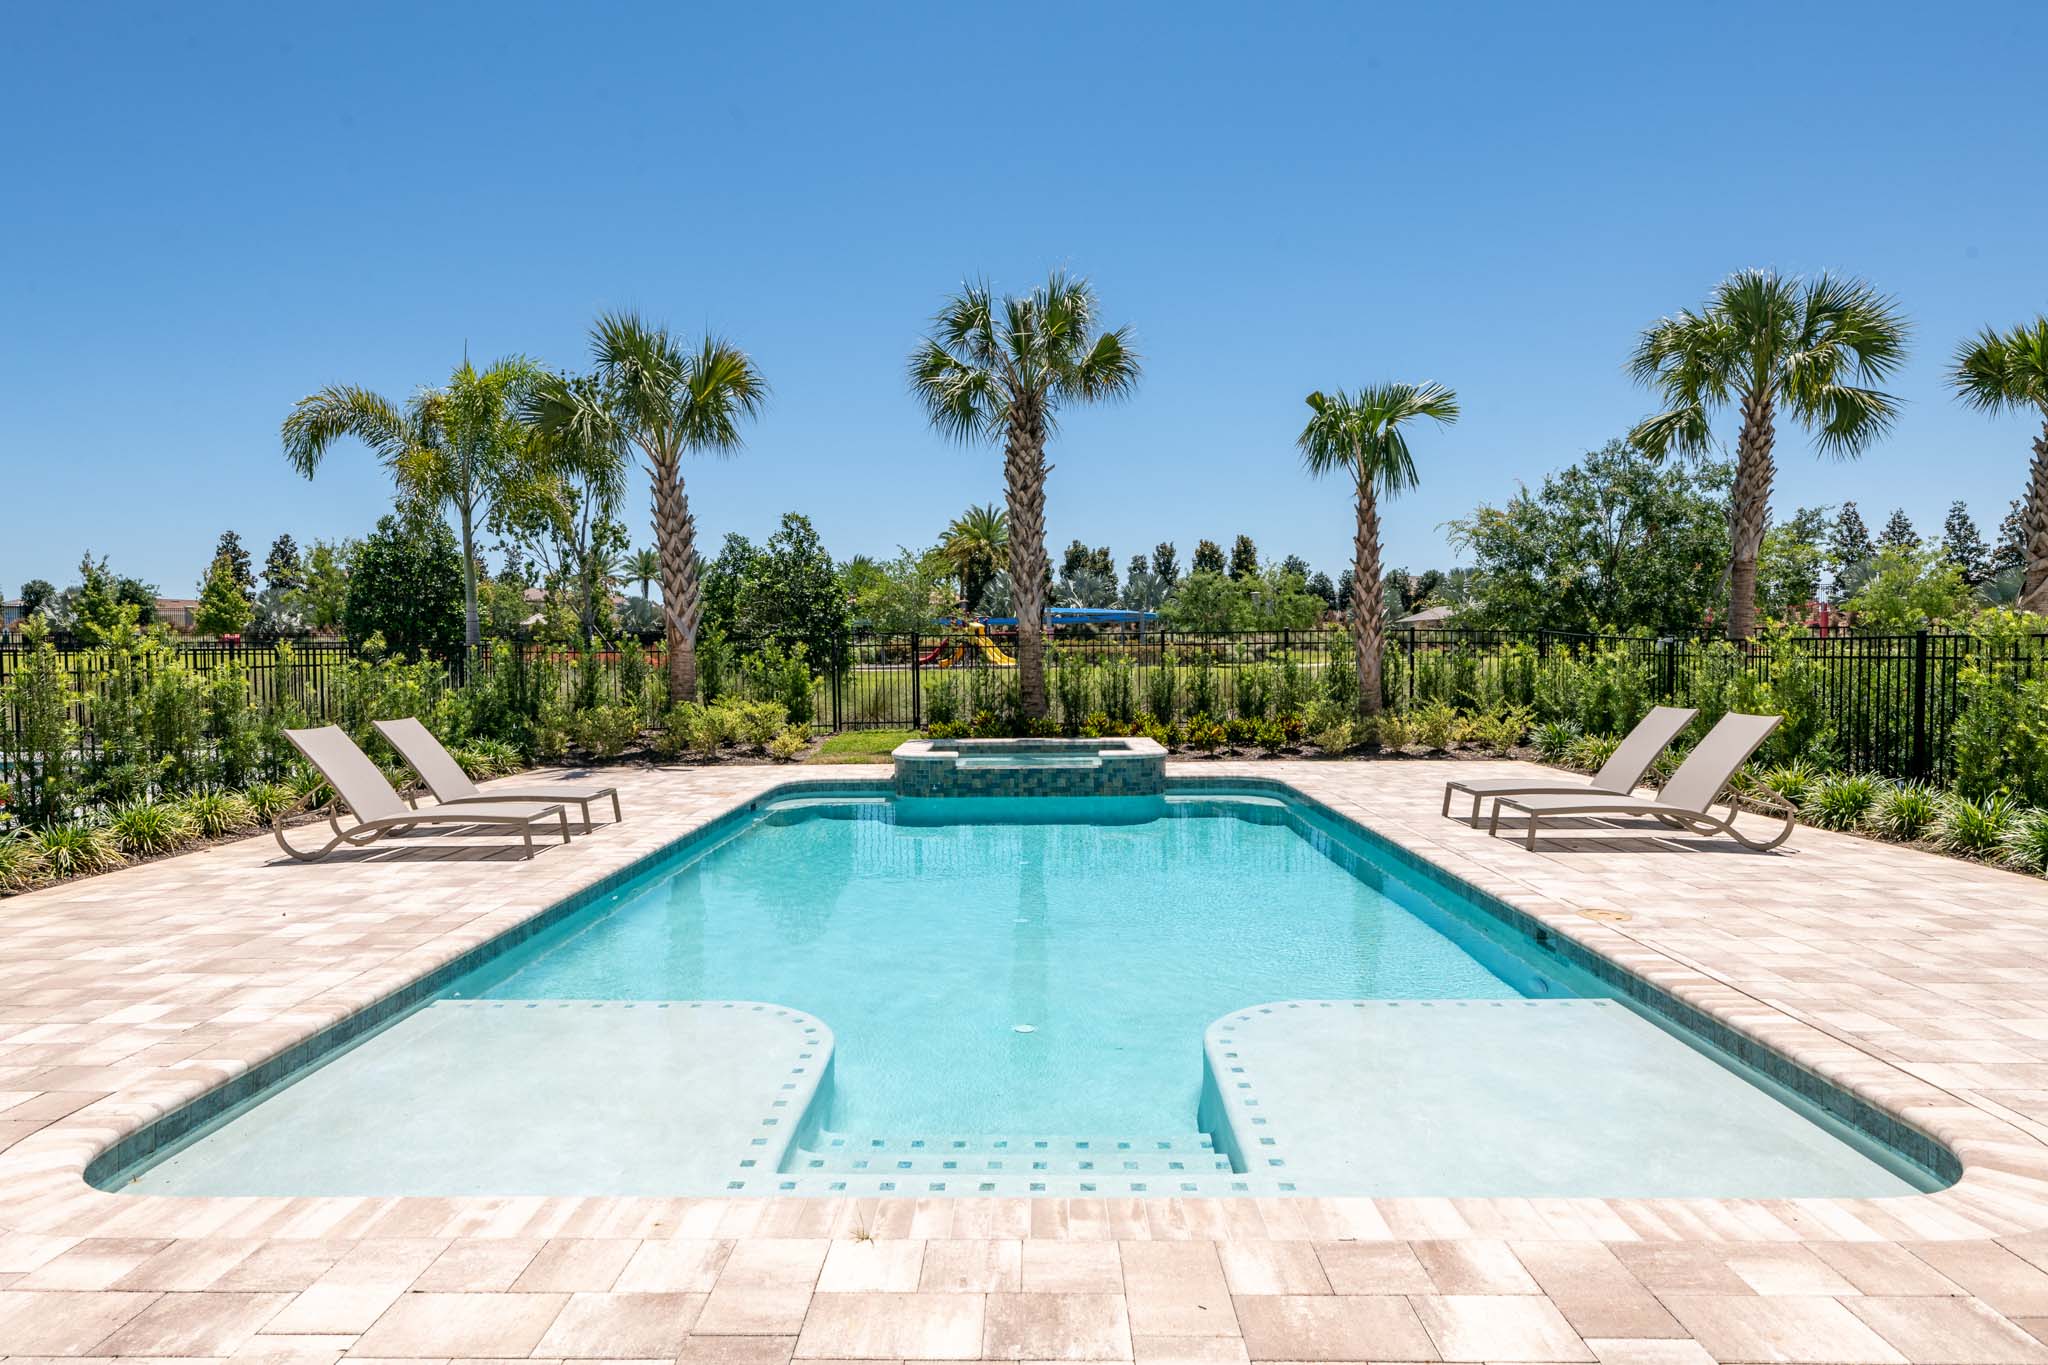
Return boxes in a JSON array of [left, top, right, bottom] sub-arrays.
[[523, 827, 535, 859], [1441, 785, 1453, 818], [1526, 813, 1540, 852], [558, 810, 571, 844], [610, 790, 622, 822], [1487, 803, 1501, 837], [1472, 792, 1483, 822]]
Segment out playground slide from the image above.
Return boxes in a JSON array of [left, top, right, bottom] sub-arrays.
[[963, 625, 1015, 666]]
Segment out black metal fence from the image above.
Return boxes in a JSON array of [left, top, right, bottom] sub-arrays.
[[5, 627, 2045, 789]]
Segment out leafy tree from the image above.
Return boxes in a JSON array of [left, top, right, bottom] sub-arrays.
[[1950, 317, 2048, 611], [738, 512, 845, 659], [1228, 534, 1259, 581], [936, 504, 1009, 613], [1450, 440, 1729, 634], [283, 354, 542, 649], [1756, 506, 1829, 620], [909, 271, 1139, 717], [17, 579, 55, 619], [194, 555, 254, 637], [1993, 500, 2026, 577], [1939, 501, 1991, 585], [1843, 547, 1973, 628], [113, 575, 157, 625], [342, 508, 465, 659], [1151, 542, 1180, 586], [1158, 570, 1242, 632], [1278, 554, 1311, 581], [528, 316, 766, 699], [297, 539, 353, 632], [1055, 540, 1117, 607], [845, 548, 951, 633], [69, 554, 138, 647], [1191, 539, 1225, 575], [1629, 269, 1909, 638], [212, 531, 255, 594], [1828, 501, 1875, 597], [1334, 568, 1354, 614], [264, 534, 304, 592], [1877, 508, 1919, 553], [700, 533, 761, 639], [1300, 382, 1459, 715]]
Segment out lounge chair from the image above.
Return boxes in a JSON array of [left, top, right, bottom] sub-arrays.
[[275, 726, 573, 862], [1441, 704, 1698, 821], [1486, 712, 1793, 852], [374, 716, 623, 825]]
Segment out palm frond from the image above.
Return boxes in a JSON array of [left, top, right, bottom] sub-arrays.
[[279, 385, 411, 477], [1629, 403, 1715, 459], [1950, 318, 2048, 414]]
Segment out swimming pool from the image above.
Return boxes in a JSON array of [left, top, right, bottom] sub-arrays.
[[108, 782, 1952, 1198]]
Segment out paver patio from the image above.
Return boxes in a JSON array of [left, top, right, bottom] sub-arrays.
[[5, 755, 2048, 1362]]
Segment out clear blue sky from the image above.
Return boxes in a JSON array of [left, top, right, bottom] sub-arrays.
[[5, 1, 2044, 598]]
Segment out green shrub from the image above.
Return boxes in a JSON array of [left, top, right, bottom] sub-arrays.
[[1233, 663, 1272, 721], [1099, 656, 1136, 725], [243, 782, 298, 824], [1376, 712, 1412, 750], [924, 675, 961, 728], [692, 703, 740, 755], [1534, 721, 1581, 763], [2002, 810, 2048, 874], [181, 789, 257, 840], [734, 700, 790, 748], [1757, 759, 1822, 808], [1186, 716, 1226, 752], [1187, 657, 1219, 721], [1466, 705, 1531, 755], [657, 703, 703, 759], [1936, 792, 2022, 858], [1310, 718, 1354, 753], [1273, 656, 1312, 717], [740, 641, 814, 723], [0, 832, 48, 892], [1565, 732, 1620, 772], [1253, 717, 1287, 751], [767, 727, 809, 762], [35, 825, 124, 879], [1868, 781, 1941, 842], [1410, 701, 1458, 752], [285, 765, 333, 811], [573, 705, 640, 759], [1803, 773, 1882, 831], [0, 622, 80, 827], [108, 800, 194, 857], [1051, 659, 1094, 735], [1144, 662, 1177, 725]]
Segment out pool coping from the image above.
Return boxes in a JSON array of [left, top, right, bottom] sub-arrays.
[[5, 761, 2048, 1242]]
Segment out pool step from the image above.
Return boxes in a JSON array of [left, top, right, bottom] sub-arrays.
[[789, 1132, 1232, 1178]]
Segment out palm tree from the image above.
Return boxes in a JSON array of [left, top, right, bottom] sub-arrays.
[[527, 313, 767, 700], [1628, 269, 1909, 639], [282, 356, 540, 649], [936, 503, 1009, 612], [626, 547, 662, 601], [1299, 384, 1459, 717], [909, 273, 1140, 716], [1951, 318, 2048, 613]]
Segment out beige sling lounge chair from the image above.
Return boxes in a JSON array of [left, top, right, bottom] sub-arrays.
[[374, 716, 623, 825], [1487, 711, 1793, 852], [1441, 704, 1697, 821], [276, 726, 573, 862]]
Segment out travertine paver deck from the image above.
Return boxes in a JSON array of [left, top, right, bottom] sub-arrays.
[[5, 756, 2048, 1361]]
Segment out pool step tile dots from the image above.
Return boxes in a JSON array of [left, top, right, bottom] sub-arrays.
[[761, 1131, 1251, 1197]]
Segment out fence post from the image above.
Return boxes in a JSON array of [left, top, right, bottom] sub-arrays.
[[1910, 629, 1931, 779], [1404, 627, 1417, 706], [831, 633, 843, 732], [910, 629, 922, 730]]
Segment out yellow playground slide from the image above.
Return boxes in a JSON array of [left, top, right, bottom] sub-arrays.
[[962, 622, 1015, 666]]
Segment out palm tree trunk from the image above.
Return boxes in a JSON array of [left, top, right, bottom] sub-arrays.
[[653, 463, 701, 700], [458, 505, 481, 652], [1726, 388, 1777, 640], [2023, 422, 2048, 615], [1005, 405, 1050, 719], [1352, 476, 1386, 717]]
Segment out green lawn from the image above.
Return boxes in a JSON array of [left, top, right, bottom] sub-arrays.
[[807, 729, 917, 763]]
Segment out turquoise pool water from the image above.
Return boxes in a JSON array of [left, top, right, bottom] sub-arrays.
[[451, 796, 1539, 1135], [112, 786, 1947, 1197]]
